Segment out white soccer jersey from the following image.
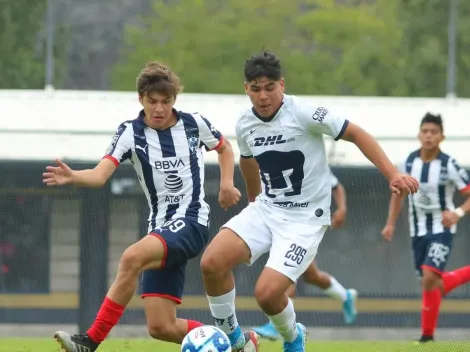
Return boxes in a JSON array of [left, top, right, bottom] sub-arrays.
[[236, 94, 348, 225], [104, 109, 223, 231], [403, 150, 470, 236]]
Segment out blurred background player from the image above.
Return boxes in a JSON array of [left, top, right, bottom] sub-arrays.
[[382, 113, 470, 344], [200, 51, 419, 352], [43, 62, 241, 352], [253, 169, 358, 341]]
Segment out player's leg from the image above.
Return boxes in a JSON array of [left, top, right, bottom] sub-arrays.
[[416, 232, 453, 343], [301, 262, 357, 324], [55, 232, 168, 351], [55, 218, 207, 351], [142, 264, 202, 343], [201, 202, 270, 350], [255, 222, 327, 352]]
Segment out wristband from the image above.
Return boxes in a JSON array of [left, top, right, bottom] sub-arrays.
[[453, 207, 465, 218]]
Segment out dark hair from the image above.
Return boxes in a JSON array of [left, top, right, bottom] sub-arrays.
[[420, 112, 443, 132], [136, 62, 183, 97], [244, 51, 282, 82]]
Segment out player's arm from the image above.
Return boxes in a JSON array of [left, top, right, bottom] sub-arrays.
[[43, 156, 118, 188], [196, 114, 240, 209], [239, 156, 262, 202], [43, 123, 131, 188], [298, 104, 418, 195], [443, 159, 470, 226], [332, 183, 347, 212], [340, 123, 418, 194], [381, 193, 406, 242], [215, 138, 236, 189]]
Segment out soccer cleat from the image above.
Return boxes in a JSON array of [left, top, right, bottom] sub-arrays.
[[343, 289, 358, 325], [227, 326, 246, 351], [252, 322, 281, 341], [283, 323, 307, 352], [54, 331, 100, 352], [413, 335, 434, 344], [241, 330, 260, 351]]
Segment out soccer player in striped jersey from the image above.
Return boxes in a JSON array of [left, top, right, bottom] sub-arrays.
[[253, 169, 358, 340], [44, 62, 243, 352], [382, 113, 470, 344]]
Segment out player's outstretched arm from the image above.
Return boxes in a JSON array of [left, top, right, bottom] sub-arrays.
[[381, 193, 406, 241], [42, 158, 117, 188], [341, 122, 419, 195], [331, 183, 347, 228], [239, 157, 262, 202], [215, 139, 241, 209]]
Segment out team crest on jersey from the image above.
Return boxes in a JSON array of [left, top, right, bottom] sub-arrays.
[[187, 135, 199, 154]]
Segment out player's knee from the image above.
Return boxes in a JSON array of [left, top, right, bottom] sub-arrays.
[[147, 321, 174, 341], [120, 246, 144, 273], [200, 250, 222, 277], [254, 281, 283, 311], [421, 269, 440, 290]]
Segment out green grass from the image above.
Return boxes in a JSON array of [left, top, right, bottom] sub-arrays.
[[1, 338, 470, 352]]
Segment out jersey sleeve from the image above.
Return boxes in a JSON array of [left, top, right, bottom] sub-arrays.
[[235, 119, 253, 158], [297, 101, 349, 140], [194, 114, 224, 151], [103, 123, 133, 167], [448, 158, 470, 192], [329, 169, 340, 190]]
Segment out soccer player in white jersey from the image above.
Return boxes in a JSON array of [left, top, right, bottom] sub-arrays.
[[43, 62, 242, 352], [253, 169, 358, 340], [200, 51, 419, 352], [382, 113, 470, 344]]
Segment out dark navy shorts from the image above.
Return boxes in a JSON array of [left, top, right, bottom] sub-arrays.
[[412, 231, 453, 277], [140, 217, 209, 304]]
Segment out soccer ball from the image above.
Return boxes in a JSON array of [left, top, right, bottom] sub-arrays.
[[181, 325, 231, 352]]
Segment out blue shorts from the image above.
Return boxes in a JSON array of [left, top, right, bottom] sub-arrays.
[[140, 217, 209, 304], [412, 232, 453, 277]]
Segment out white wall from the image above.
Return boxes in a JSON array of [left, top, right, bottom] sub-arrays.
[[1, 90, 469, 165]]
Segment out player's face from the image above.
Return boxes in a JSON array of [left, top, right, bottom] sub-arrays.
[[139, 92, 177, 130], [245, 77, 285, 117], [418, 122, 444, 150]]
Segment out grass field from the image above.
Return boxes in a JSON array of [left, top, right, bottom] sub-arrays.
[[2, 338, 470, 352]]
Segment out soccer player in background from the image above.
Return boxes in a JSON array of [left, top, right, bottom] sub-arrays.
[[44, 62, 242, 352], [382, 113, 470, 344], [253, 169, 358, 341], [200, 51, 419, 352]]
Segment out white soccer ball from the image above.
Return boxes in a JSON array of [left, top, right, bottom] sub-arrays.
[[181, 325, 231, 352]]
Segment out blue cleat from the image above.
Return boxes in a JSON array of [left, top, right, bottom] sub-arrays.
[[252, 322, 281, 341], [283, 323, 307, 352], [226, 326, 246, 351], [343, 289, 358, 325]]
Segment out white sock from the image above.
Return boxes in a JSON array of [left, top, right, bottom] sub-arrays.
[[207, 289, 239, 335], [324, 276, 348, 301], [267, 299, 298, 343]]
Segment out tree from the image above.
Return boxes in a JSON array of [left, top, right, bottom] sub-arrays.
[[396, 0, 470, 97], [112, 0, 404, 95], [0, 0, 65, 89]]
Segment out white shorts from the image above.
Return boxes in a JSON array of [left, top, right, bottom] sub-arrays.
[[222, 201, 327, 282]]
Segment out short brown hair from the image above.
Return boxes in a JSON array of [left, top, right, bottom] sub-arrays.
[[136, 62, 183, 97]]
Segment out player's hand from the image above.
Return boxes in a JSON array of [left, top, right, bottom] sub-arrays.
[[331, 208, 346, 229], [218, 183, 241, 210], [389, 173, 419, 195], [442, 210, 460, 228], [43, 159, 74, 186], [381, 224, 395, 242]]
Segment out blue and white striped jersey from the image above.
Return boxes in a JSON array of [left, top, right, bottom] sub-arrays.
[[104, 109, 223, 231], [403, 150, 470, 236]]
